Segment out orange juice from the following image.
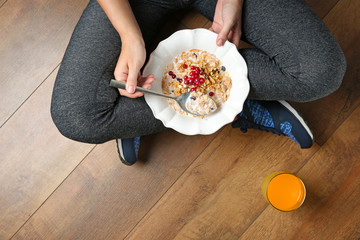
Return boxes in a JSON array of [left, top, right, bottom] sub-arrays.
[[261, 172, 306, 211]]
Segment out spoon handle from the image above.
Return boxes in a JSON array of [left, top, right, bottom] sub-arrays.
[[110, 79, 175, 99]]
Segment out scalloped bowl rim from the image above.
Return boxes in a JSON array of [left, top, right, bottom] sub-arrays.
[[143, 28, 249, 135]]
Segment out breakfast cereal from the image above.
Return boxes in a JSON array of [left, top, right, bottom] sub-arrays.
[[162, 49, 232, 117]]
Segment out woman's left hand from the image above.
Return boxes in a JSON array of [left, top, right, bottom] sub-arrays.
[[209, 0, 244, 48]]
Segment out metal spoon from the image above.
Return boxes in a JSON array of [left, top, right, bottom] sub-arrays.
[[109, 79, 216, 116]]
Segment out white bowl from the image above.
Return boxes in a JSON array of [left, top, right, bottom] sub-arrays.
[[143, 28, 249, 135]]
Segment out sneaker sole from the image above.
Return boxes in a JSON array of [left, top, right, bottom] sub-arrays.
[[116, 139, 132, 166], [278, 100, 314, 140]]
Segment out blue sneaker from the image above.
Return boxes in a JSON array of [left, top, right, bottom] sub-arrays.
[[116, 137, 141, 165], [232, 100, 314, 148]]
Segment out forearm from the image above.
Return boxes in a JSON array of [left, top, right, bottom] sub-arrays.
[[97, 0, 144, 45]]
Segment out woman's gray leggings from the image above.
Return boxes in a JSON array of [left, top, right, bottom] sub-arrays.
[[51, 0, 346, 143]]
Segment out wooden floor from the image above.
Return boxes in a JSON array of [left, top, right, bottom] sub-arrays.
[[1, 0, 359, 239]]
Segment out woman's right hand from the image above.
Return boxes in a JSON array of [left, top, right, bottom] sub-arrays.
[[114, 38, 154, 98], [97, 0, 153, 98]]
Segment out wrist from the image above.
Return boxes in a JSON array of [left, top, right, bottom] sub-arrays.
[[223, 0, 243, 8], [121, 33, 145, 48]]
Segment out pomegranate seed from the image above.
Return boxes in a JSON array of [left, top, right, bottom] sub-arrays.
[[168, 71, 174, 76], [199, 70, 204, 75], [190, 87, 197, 92], [194, 78, 200, 85], [189, 71, 196, 76], [190, 65, 196, 70], [183, 64, 188, 69], [184, 79, 189, 85], [190, 75, 196, 80], [171, 74, 176, 79], [188, 79, 194, 85], [183, 75, 188, 80], [177, 78, 183, 83], [209, 91, 214, 96], [199, 78, 205, 83]]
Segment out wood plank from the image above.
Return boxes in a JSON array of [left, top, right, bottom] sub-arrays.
[[304, 0, 340, 19], [240, 106, 360, 239], [291, 0, 360, 145], [180, 10, 209, 29], [0, 68, 94, 240], [0, 0, 88, 126], [124, 127, 319, 240], [12, 130, 218, 239]]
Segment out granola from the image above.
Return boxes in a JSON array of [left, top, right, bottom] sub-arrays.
[[162, 49, 232, 117]]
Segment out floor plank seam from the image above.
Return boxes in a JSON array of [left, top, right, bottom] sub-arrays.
[[9, 144, 98, 239], [0, 63, 60, 129], [122, 128, 225, 240], [0, 0, 8, 9], [201, 19, 210, 28], [314, 99, 360, 146], [321, 0, 341, 20], [294, 146, 322, 176], [237, 205, 270, 240]]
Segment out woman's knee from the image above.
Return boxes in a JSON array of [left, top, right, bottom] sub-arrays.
[[50, 101, 104, 144], [297, 42, 346, 102]]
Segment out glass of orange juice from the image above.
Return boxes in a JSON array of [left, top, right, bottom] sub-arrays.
[[261, 172, 306, 211]]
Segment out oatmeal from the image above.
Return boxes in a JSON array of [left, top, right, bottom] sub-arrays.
[[162, 49, 232, 117]]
